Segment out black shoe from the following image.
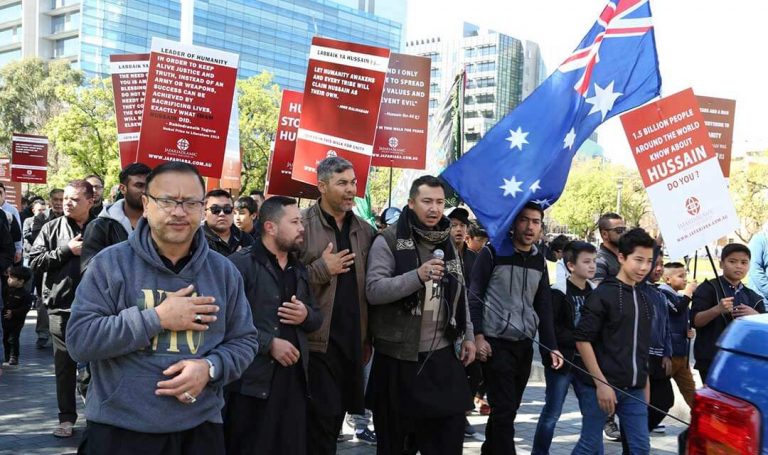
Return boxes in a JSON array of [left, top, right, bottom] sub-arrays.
[[604, 418, 621, 441], [353, 428, 377, 445], [8, 356, 18, 366]]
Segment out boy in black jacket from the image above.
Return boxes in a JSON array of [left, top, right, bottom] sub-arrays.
[[574, 228, 656, 455], [2, 266, 34, 365], [531, 241, 596, 455], [691, 243, 766, 384]]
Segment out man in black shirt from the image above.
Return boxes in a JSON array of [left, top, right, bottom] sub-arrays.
[[203, 189, 254, 256], [226, 196, 322, 454]]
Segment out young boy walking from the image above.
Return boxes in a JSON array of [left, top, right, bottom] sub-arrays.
[[573, 228, 656, 454], [658, 262, 697, 408], [691, 244, 766, 383], [531, 241, 597, 455], [2, 266, 34, 365]]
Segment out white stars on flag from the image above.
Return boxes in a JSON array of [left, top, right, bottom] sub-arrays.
[[505, 127, 529, 151], [500, 176, 523, 197], [586, 81, 622, 121], [529, 180, 541, 193], [563, 128, 576, 150]]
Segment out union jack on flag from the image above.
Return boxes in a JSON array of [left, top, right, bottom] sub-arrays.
[[441, 0, 661, 254]]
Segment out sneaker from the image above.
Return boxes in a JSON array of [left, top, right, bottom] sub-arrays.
[[8, 356, 18, 366], [353, 428, 377, 445], [603, 418, 621, 441], [337, 433, 351, 443], [652, 424, 666, 434]]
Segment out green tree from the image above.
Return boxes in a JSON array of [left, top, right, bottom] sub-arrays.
[[550, 159, 623, 239], [367, 166, 403, 213], [730, 160, 768, 242], [44, 77, 120, 191], [238, 72, 281, 193], [618, 171, 651, 228], [0, 58, 82, 155]]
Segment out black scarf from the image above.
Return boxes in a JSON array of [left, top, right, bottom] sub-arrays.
[[391, 206, 467, 340]]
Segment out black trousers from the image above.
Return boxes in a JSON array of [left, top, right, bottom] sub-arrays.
[[481, 338, 533, 455], [367, 347, 471, 455], [78, 421, 224, 455], [49, 312, 77, 424], [306, 408, 344, 455], [223, 364, 307, 455], [2, 319, 24, 359]]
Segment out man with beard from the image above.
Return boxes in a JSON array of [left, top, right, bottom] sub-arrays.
[[365, 175, 476, 455], [470, 202, 562, 454], [81, 163, 152, 273], [203, 189, 254, 257], [225, 196, 322, 454], [297, 157, 376, 453], [85, 175, 106, 218], [30, 180, 94, 438]]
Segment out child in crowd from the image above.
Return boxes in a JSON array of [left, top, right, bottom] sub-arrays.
[[573, 228, 656, 455], [691, 244, 766, 383], [658, 262, 697, 408], [2, 266, 34, 366], [531, 241, 596, 455]]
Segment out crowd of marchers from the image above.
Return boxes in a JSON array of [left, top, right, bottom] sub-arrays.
[[1, 156, 766, 455]]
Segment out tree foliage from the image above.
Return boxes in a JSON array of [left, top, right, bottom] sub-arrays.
[[730, 160, 768, 242], [44, 77, 120, 191], [238, 72, 281, 193], [0, 59, 82, 155]]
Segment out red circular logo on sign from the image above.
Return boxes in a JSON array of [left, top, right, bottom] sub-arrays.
[[685, 196, 701, 216], [177, 138, 190, 151]]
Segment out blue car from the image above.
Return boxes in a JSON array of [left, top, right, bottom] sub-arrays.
[[686, 313, 768, 454]]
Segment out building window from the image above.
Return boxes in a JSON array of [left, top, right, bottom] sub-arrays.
[[0, 25, 21, 43], [0, 48, 21, 66], [464, 45, 497, 59], [53, 37, 79, 57], [51, 12, 80, 33], [429, 98, 438, 109], [422, 51, 440, 63], [467, 61, 496, 73], [0, 3, 22, 24], [430, 67, 440, 79], [51, 0, 80, 9]]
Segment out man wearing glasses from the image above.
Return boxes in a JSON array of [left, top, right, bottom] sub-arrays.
[[595, 212, 626, 284], [67, 161, 258, 454], [203, 189, 254, 257]]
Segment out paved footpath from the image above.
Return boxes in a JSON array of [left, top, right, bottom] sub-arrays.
[[2, 312, 690, 454]]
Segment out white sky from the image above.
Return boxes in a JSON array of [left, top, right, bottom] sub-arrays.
[[406, 0, 768, 165]]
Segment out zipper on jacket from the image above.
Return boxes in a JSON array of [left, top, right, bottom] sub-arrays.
[[631, 287, 639, 387]]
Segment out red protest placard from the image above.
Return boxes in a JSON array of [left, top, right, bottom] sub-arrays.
[[696, 95, 736, 178], [136, 38, 239, 178], [372, 53, 431, 169], [11, 133, 48, 183], [0, 160, 22, 207], [110, 54, 150, 169], [265, 90, 320, 199], [620, 88, 738, 258], [291, 37, 390, 196]]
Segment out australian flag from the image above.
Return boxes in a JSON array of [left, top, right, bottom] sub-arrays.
[[441, 0, 661, 254]]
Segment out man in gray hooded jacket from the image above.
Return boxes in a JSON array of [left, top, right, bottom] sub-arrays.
[[67, 162, 258, 455]]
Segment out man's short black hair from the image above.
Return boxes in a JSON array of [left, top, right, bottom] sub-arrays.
[[67, 179, 94, 200], [0, 182, 5, 192], [234, 196, 257, 214], [563, 240, 597, 265], [516, 201, 544, 220], [408, 175, 443, 200], [721, 243, 751, 260], [617, 227, 655, 257], [598, 212, 623, 231], [663, 261, 685, 269], [249, 189, 264, 197], [146, 162, 205, 194], [205, 189, 232, 203], [84, 174, 104, 185], [49, 188, 63, 198], [550, 234, 570, 253], [9, 265, 32, 282], [469, 222, 488, 239], [119, 162, 152, 184], [258, 195, 297, 231]]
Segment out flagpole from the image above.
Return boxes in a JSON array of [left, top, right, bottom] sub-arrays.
[[388, 165, 393, 208]]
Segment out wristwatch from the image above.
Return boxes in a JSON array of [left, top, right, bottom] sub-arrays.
[[204, 358, 216, 381]]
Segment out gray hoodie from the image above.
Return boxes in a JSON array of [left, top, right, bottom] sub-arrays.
[[67, 218, 259, 433]]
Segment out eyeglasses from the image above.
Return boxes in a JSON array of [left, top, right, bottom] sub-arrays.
[[207, 205, 233, 215], [607, 226, 627, 234], [146, 194, 204, 212]]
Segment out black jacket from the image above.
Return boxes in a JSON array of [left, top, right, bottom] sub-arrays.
[[690, 277, 765, 371], [2, 287, 34, 326], [203, 224, 254, 257], [542, 279, 595, 373], [574, 276, 653, 389], [80, 202, 135, 275], [227, 241, 323, 399], [0, 208, 14, 271], [29, 215, 91, 312]]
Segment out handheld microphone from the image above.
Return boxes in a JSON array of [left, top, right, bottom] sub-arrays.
[[432, 249, 445, 300]]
